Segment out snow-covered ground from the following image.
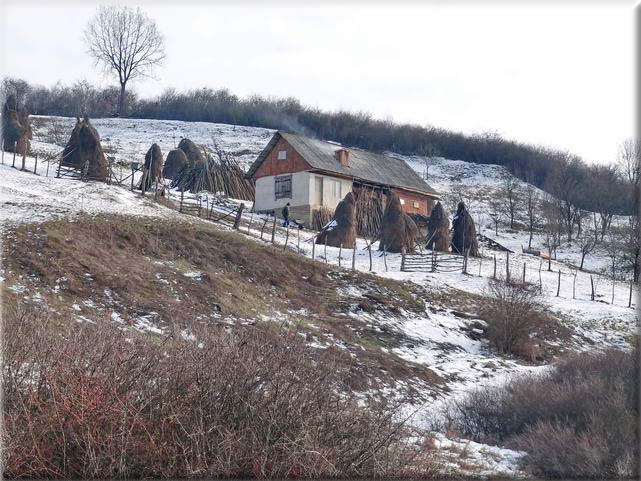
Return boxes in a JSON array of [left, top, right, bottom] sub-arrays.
[[2, 115, 637, 478]]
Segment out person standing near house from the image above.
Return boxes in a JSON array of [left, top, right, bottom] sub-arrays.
[[282, 202, 291, 227]]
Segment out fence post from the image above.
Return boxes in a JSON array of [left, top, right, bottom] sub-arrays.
[[432, 250, 437, 273], [506, 251, 510, 282], [233, 203, 245, 230], [556, 269, 561, 297], [611, 277, 615, 305], [368, 244, 373, 272], [131, 164, 136, 191], [260, 218, 268, 240], [297, 226, 301, 254], [463, 248, 469, 274], [383, 246, 388, 272], [573, 271, 577, 299], [590, 275, 595, 301], [248, 211, 254, 235], [33, 153, 38, 174], [180, 190, 184, 212], [312, 237, 316, 260], [283, 224, 290, 250], [12, 142, 16, 168], [271, 213, 277, 244], [351, 244, 356, 270], [629, 280, 633, 308], [400, 248, 406, 272], [21, 149, 26, 171], [154, 179, 159, 201], [522, 262, 526, 285], [538, 261, 542, 289], [324, 238, 328, 264], [338, 244, 342, 267], [493, 254, 496, 279]]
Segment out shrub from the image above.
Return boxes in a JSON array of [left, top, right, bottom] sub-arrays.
[[480, 278, 545, 356], [448, 348, 639, 479], [2, 300, 431, 479]]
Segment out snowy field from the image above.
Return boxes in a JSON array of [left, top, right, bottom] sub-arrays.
[[2, 115, 637, 478]]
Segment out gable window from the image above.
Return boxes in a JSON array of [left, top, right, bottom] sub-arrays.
[[275, 174, 292, 199], [413, 201, 420, 209], [331, 179, 341, 198], [277, 150, 287, 160]]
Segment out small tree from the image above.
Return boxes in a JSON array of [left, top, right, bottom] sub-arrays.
[[524, 185, 540, 248], [501, 177, 521, 229], [577, 231, 598, 271], [481, 279, 544, 355], [84, 6, 165, 117]]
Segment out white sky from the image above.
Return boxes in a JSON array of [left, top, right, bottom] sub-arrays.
[[0, 1, 636, 164]]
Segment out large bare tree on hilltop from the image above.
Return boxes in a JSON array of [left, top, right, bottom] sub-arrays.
[[84, 6, 165, 117]]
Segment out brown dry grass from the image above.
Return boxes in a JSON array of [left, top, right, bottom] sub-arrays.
[[2, 214, 443, 395]]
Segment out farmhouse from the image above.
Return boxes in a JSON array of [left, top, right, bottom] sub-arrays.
[[247, 131, 439, 225]]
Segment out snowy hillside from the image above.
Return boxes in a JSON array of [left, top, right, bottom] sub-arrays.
[[2, 115, 637, 478]]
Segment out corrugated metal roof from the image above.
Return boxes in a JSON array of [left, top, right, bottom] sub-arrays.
[[247, 131, 439, 197]]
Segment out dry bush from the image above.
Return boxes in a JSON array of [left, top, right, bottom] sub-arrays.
[[448, 348, 639, 479], [2, 299, 430, 479], [480, 279, 545, 356], [42, 117, 70, 147]]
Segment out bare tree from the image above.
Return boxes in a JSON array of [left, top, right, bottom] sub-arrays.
[[524, 185, 540, 248], [617, 138, 641, 188], [577, 231, 598, 271], [501, 176, 521, 229], [84, 6, 165, 117]]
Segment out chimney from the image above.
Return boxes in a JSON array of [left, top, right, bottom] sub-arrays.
[[335, 148, 349, 166]]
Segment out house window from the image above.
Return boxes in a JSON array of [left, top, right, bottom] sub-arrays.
[[331, 180, 341, 198], [277, 150, 287, 160], [413, 201, 420, 209], [399, 198, 405, 205], [275, 174, 292, 199]]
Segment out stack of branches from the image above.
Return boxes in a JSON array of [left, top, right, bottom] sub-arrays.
[[312, 207, 333, 231], [426, 201, 450, 251], [138, 143, 164, 191], [379, 193, 420, 253], [354, 186, 384, 238], [451, 201, 479, 256], [2, 95, 32, 155], [316, 192, 357, 248], [61, 116, 109, 182], [170, 137, 255, 199]]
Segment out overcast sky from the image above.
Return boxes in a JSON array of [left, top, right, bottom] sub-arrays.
[[1, 1, 636, 164]]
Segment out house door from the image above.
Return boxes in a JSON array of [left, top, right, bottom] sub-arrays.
[[314, 176, 324, 206]]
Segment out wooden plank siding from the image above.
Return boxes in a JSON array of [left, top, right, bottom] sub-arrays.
[[253, 137, 311, 178]]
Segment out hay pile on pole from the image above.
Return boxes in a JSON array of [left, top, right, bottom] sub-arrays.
[[451, 201, 479, 256], [163, 149, 189, 180], [170, 137, 254, 199], [138, 143, 164, 191], [426, 201, 450, 251], [316, 191, 356, 248], [354, 186, 384, 238], [379, 193, 419, 253], [61, 116, 109, 181], [2, 95, 32, 155], [312, 207, 333, 231]]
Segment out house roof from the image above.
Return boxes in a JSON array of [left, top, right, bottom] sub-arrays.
[[247, 131, 439, 197]]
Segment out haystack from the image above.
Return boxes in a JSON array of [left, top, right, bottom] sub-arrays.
[[2, 95, 32, 155], [316, 191, 357, 249], [138, 143, 164, 191], [379, 193, 420, 253], [171, 139, 254, 199], [451, 201, 479, 256], [61, 116, 109, 182], [177, 138, 205, 164], [163, 149, 189, 180], [426, 201, 450, 251]]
